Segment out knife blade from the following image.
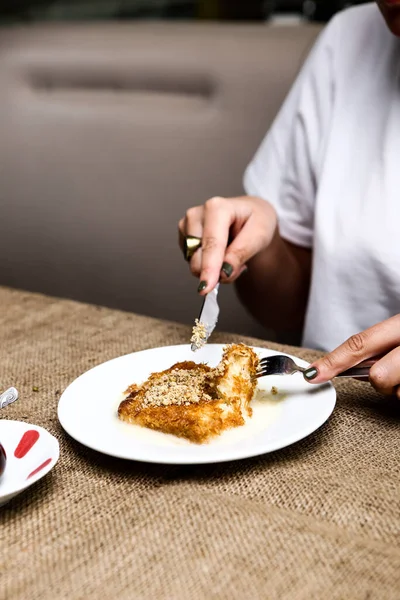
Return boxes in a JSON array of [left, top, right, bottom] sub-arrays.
[[190, 283, 220, 352]]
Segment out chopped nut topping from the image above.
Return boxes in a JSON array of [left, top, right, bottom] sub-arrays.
[[190, 319, 207, 351], [141, 368, 213, 407], [124, 344, 259, 410]]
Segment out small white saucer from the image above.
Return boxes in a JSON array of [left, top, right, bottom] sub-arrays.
[[0, 420, 59, 507]]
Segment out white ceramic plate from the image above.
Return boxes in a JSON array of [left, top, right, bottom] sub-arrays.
[[0, 420, 60, 507], [58, 344, 336, 465]]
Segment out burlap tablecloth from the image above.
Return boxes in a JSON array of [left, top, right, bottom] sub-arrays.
[[0, 287, 399, 600]]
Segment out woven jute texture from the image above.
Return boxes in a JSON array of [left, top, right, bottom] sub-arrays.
[[0, 287, 399, 600]]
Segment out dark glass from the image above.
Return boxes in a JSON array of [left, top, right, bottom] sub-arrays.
[[0, 442, 6, 478]]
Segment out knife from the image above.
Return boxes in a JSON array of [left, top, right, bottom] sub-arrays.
[[190, 283, 220, 352]]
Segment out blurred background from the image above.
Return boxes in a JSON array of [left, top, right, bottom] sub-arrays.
[[0, 0, 372, 344], [0, 1, 371, 24]]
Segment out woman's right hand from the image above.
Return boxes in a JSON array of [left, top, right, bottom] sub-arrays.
[[178, 195, 278, 295]]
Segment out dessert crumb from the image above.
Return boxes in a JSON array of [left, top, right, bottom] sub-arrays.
[[190, 319, 207, 350]]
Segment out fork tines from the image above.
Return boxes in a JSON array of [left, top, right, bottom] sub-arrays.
[[257, 357, 271, 367], [258, 357, 270, 365], [256, 357, 272, 378]]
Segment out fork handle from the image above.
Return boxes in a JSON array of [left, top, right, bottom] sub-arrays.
[[0, 387, 18, 409], [336, 359, 377, 379]]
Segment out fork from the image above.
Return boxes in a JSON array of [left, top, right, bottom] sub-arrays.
[[256, 355, 376, 380]]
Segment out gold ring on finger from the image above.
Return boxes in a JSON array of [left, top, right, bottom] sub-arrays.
[[183, 236, 202, 262]]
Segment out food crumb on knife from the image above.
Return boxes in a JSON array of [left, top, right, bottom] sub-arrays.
[[190, 319, 207, 351]]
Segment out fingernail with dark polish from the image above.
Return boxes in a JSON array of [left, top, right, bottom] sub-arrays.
[[221, 262, 233, 278], [304, 367, 318, 381], [198, 281, 207, 293]]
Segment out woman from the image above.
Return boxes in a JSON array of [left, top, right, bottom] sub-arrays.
[[179, 1, 400, 396]]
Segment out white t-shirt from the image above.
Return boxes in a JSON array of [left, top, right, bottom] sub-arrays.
[[244, 3, 400, 351]]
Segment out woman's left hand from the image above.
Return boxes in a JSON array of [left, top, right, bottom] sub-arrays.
[[304, 314, 400, 397]]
